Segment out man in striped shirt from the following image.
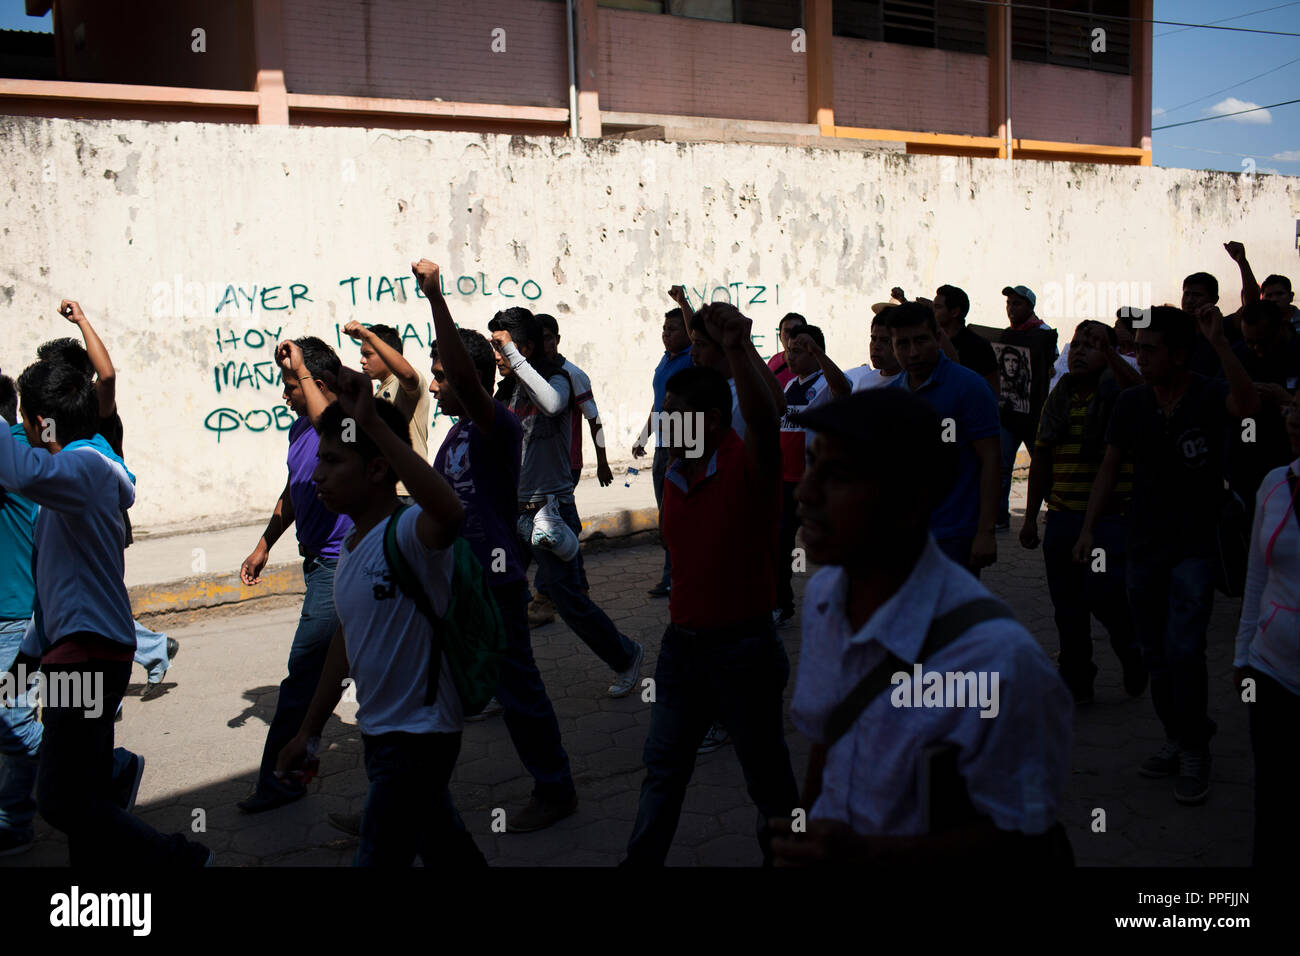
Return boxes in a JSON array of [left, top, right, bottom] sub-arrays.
[[1020, 320, 1145, 704]]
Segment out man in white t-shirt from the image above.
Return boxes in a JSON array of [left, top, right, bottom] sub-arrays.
[[277, 369, 486, 868], [845, 309, 904, 392]]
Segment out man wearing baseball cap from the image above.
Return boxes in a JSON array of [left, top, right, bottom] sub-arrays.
[[997, 285, 1054, 530]]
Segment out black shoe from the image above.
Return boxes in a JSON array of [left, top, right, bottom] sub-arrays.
[[1174, 750, 1211, 805], [647, 583, 671, 597], [507, 794, 579, 833], [114, 751, 146, 812], [1068, 683, 1095, 705], [328, 811, 362, 837], [995, 518, 1011, 531], [237, 782, 306, 815], [0, 829, 34, 857], [166, 637, 179, 661]]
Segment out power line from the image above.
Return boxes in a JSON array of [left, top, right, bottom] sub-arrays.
[[951, 0, 1300, 37], [1161, 54, 1300, 115], [1156, 1, 1300, 38], [1152, 97, 1300, 130]]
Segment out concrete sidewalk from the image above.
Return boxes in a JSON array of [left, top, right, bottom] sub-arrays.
[[127, 470, 660, 617]]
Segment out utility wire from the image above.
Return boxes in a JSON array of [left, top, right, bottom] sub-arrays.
[[1161, 54, 1300, 115], [951, 0, 1300, 37], [1152, 97, 1300, 129], [1156, 1, 1300, 38]]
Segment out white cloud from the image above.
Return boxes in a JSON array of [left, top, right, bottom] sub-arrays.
[[1271, 149, 1300, 162], [1205, 97, 1272, 124], [1258, 167, 1280, 175], [1152, 106, 1166, 118]]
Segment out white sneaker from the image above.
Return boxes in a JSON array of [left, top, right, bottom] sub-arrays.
[[608, 641, 644, 698]]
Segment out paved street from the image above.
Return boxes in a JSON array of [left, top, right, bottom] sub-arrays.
[[3, 490, 1253, 868]]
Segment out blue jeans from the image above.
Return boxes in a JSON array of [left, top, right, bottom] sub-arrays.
[[1126, 555, 1216, 751], [519, 496, 636, 673], [997, 424, 1024, 525], [1042, 511, 1140, 691], [356, 731, 486, 868], [255, 554, 339, 793], [132, 620, 169, 684], [652, 447, 671, 586], [0, 617, 40, 837], [490, 580, 574, 803], [624, 622, 798, 866]]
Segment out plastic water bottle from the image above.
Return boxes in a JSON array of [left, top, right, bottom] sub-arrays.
[[624, 467, 640, 488]]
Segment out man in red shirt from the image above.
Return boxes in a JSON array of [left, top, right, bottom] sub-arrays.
[[767, 313, 805, 388], [622, 303, 798, 866]]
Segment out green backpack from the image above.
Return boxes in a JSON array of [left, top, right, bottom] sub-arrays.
[[382, 504, 506, 716]]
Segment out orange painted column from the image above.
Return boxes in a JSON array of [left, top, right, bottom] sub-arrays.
[[806, 0, 833, 133], [1131, 0, 1153, 162], [252, 0, 288, 125], [574, 0, 601, 138]]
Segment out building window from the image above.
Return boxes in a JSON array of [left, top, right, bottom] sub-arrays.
[[833, 1, 987, 55], [1012, 0, 1130, 74]]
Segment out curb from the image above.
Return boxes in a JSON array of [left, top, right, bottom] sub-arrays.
[[129, 506, 662, 617]]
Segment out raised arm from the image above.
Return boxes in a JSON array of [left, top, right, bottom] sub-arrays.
[[797, 332, 853, 400], [703, 304, 781, 475], [412, 259, 497, 432], [1197, 305, 1260, 418], [494, 333, 568, 415], [1225, 241, 1260, 310], [60, 300, 116, 418], [276, 340, 332, 428], [344, 320, 421, 396], [334, 366, 464, 549]]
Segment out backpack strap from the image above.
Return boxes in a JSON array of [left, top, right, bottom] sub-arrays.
[[381, 503, 444, 705], [822, 597, 1013, 750]]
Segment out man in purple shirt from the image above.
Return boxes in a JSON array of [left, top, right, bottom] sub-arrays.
[[237, 336, 351, 814], [413, 259, 578, 832]]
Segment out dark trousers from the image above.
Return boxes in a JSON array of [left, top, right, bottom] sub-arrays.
[[652, 447, 671, 587], [535, 469, 588, 597], [623, 622, 798, 866], [256, 555, 339, 793], [1126, 555, 1216, 751], [520, 497, 636, 672], [1248, 669, 1300, 867], [490, 579, 575, 803], [1042, 511, 1141, 691], [775, 480, 799, 614], [356, 730, 487, 868], [37, 656, 206, 865]]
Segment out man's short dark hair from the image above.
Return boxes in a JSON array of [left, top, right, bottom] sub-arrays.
[[1262, 274, 1293, 294], [1241, 299, 1285, 328], [16, 360, 98, 444], [0, 375, 17, 425], [1115, 308, 1137, 333], [36, 337, 94, 378], [316, 398, 411, 484], [791, 389, 956, 513], [935, 284, 970, 322], [1074, 319, 1118, 348], [367, 324, 403, 356], [885, 301, 939, 335], [779, 312, 806, 333], [664, 366, 731, 419], [295, 336, 341, 382], [664, 307, 685, 329], [489, 306, 540, 351], [1144, 306, 1196, 361], [688, 312, 718, 346], [871, 306, 895, 329], [535, 313, 559, 336], [1183, 272, 1219, 298], [788, 323, 825, 351], [430, 328, 497, 391]]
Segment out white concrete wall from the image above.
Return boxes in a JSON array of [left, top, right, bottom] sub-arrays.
[[1, 117, 1296, 533]]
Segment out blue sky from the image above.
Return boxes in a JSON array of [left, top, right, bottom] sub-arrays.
[[2, 1, 1296, 175]]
